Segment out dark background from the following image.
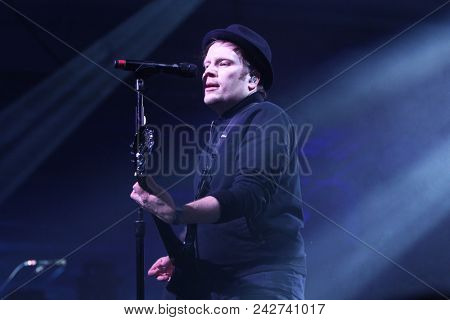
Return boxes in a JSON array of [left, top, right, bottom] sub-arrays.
[[1, 0, 449, 299]]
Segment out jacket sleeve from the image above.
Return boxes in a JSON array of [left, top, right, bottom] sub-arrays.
[[210, 105, 293, 224]]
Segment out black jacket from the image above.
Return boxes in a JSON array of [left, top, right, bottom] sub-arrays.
[[194, 92, 306, 276]]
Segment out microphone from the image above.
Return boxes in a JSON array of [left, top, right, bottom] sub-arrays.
[[114, 59, 197, 78]]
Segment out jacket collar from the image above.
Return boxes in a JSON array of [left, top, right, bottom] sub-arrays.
[[220, 92, 265, 119]]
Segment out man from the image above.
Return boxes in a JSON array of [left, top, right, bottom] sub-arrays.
[[130, 24, 306, 299]]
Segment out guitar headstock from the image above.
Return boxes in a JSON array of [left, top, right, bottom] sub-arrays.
[[132, 124, 155, 178]]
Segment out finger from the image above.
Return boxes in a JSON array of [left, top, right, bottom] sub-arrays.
[[130, 188, 142, 200], [152, 258, 163, 267], [152, 257, 168, 267], [148, 269, 160, 276], [148, 266, 165, 277], [148, 263, 159, 272], [132, 182, 139, 192], [156, 274, 170, 281], [160, 256, 172, 267], [147, 194, 159, 203], [133, 182, 145, 195], [148, 258, 165, 275], [130, 192, 143, 206]]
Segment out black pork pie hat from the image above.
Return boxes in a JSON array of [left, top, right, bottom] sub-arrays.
[[202, 24, 273, 90]]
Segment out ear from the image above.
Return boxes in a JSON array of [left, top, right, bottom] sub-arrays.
[[248, 75, 260, 91]]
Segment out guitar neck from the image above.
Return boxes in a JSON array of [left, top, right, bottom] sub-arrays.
[[137, 177, 184, 262]]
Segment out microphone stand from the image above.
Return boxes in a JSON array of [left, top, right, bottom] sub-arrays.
[[134, 77, 145, 300], [118, 60, 197, 300], [129, 65, 196, 299]]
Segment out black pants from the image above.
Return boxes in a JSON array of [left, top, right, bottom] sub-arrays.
[[210, 270, 306, 300], [164, 270, 306, 300]]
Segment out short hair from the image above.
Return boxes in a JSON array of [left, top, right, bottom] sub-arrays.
[[203, 40, 267, 98]]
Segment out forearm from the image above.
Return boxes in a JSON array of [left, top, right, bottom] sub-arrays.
[[177, 196, 221, 224]]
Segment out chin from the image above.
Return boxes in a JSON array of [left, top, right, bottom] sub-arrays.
[[204, 95, 222, 106]]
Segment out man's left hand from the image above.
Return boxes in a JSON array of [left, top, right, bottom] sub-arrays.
[[130, 178, 176, 224]]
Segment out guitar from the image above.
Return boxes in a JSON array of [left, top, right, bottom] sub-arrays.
[[132, 124, 210, 299]]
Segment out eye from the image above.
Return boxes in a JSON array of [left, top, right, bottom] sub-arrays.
[[219, 60, 231, 66]]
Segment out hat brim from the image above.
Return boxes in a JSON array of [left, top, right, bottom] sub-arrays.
[[202, 29, 273, 90]]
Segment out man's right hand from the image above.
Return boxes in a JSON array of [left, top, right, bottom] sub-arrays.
[[148, 256, 174, 281]]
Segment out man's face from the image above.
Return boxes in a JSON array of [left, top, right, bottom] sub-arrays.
[[202, 41, 250, 110]]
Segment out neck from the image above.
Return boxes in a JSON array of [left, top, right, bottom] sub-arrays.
[[208, 100, 240, 116], [210, 91, 264, 118]]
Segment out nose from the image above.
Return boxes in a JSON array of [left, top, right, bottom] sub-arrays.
[[202, 64, 217, 82]]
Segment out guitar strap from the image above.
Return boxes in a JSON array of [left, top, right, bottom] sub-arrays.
[[183, 120, 218, 258], [167, 120, 220, 299], [185, 103, 257, 258]]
